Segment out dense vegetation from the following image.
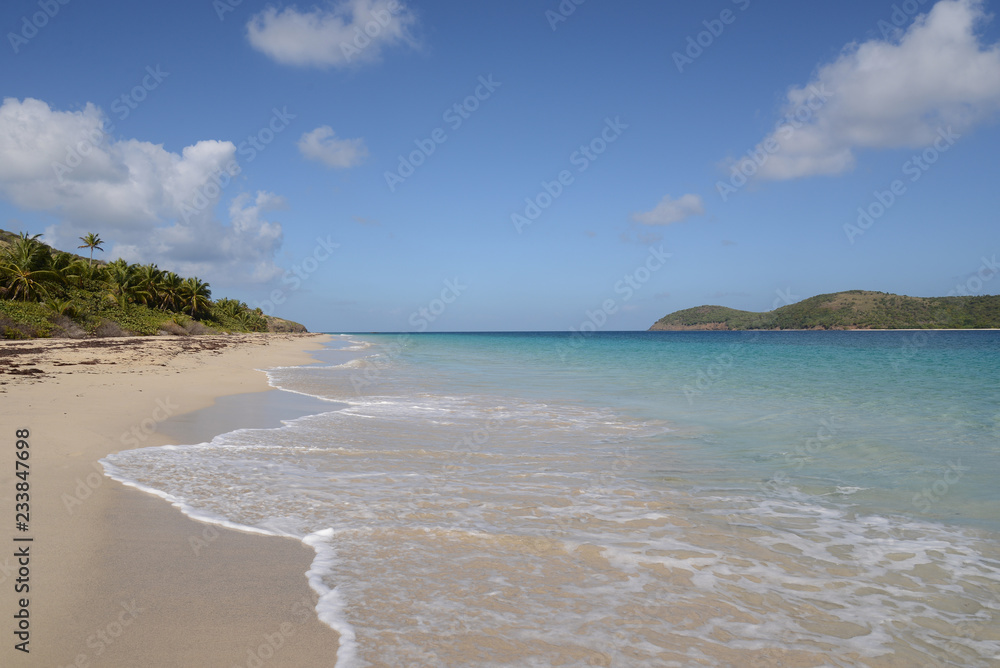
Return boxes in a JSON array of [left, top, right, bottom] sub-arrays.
[[0, 230, 290, 339], [650, 290, 1000, 331]]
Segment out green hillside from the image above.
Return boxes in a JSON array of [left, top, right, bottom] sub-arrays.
[[0, 230, 306, 339], [650, 290, 1000, 331]]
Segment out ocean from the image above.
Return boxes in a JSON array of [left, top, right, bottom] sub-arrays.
[[102, 331, 1000, 667]]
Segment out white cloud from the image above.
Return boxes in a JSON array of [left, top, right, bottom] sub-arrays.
[[0, 97, 284, 284], [246, 0, 417, 68], [298, 126, 368, 168], [632, 194, 705, 226], [743, 0, 1000, 181]]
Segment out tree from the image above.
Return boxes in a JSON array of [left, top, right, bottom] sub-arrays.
[[0, 232, 61, 301], [50, 252, 90, 287], [179, 277, 211, 317], [158, 271, 183, 312], [78, 233, 105, 268], [102, 258, 137, 307], [133, 263, 163, 307], [213, 297, 243, 318]]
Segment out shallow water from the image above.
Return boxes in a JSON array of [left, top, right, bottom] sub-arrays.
[[103, 331, 1000, 667]]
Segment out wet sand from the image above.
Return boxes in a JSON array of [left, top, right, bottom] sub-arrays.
[[0, 333, 341, 666]]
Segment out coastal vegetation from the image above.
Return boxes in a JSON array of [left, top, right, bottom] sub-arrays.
[[0, 229, 304, 339], [650, 290, 1000, 330]]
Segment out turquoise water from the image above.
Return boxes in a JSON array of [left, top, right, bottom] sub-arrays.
[[347, 331, 999, 531], [104, 331, 1000, 667]]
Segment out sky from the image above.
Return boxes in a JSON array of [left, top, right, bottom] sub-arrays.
[[2, 0, 1000, 332]]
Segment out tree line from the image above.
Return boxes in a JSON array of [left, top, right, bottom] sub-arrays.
[[0, 232, 266, 332]]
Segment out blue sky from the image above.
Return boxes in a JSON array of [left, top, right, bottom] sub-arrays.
[[2, 0, 1000, 332]]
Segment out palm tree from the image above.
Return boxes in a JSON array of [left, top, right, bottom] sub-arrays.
[[236, 310, 267, 332], [133, 263, 163, 307], [78, 233, 104, 268], [102, 259, 138, 307], [158, 271, 184, 312], [214, 297, 242, 318], [50, 252, 90, 288], [44, 298, 75, 317], [179, 277, 211, 317], [0, 232, 61, 302], [5, 233, 48, 266]]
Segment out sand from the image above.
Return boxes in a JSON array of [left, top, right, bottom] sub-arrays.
[[0, 333, 341, 666]]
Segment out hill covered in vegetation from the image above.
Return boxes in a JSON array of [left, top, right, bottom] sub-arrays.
[[649, 290, 1000, 331], [0, 230, 306, 338]]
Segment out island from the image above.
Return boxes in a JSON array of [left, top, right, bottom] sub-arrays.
[[649, 290, 1000, 330]]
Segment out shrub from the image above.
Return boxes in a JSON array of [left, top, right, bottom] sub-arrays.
[[93, 319, 129, 337], [50, 315, 88, 339], [158, 321, 188, 336], [0, 301, 53, 337], [183, 320, 215, 335]]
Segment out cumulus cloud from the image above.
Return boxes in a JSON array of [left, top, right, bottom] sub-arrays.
[[739, 0, 1000, 181], [0, 97, 284, 284], [298, 126, 368, 168], [246, 0, 417, 68], [631, 194, 705, 226]]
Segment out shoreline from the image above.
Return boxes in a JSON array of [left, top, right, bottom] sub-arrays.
[[0, 333, 343, 666]]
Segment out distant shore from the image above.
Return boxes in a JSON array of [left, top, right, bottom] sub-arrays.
[[649, 290, 1000, 331], [648, 327, 1000, 331], [0, 333, 341, 666]]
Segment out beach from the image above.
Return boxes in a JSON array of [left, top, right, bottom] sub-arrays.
[[95, 330, 994, 667], [0, 333, 341, 667], [3, 331, 998, 666]]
